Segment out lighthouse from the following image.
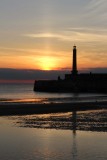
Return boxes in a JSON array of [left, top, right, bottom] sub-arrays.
[[72, 45, 78, 75]]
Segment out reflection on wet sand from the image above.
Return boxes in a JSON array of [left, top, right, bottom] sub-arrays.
[[72, 130, 77, 160], [8, 109, 107, 132], [3, 110, 107, 160], [72, 111, 77, 135]]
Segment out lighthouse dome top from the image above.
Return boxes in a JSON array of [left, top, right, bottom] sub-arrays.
[[73, 45, 76, 49]]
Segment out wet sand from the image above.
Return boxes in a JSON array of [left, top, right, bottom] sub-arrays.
[[0, 101, 107, 116]]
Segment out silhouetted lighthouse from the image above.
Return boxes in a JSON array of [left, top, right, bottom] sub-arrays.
[[72, 45, 78, 75]]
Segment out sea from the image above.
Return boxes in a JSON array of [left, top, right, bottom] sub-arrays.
[[0, 82, 107, 160], [0, 82, 107, 104]]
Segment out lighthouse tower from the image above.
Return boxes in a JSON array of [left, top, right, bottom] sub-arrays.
[[72, 45, 78, 75]]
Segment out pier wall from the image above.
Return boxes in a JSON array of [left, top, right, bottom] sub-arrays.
[[34, 74, 107, 93]]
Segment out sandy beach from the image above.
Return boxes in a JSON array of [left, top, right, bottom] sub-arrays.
[[0, 101, 107, 116]]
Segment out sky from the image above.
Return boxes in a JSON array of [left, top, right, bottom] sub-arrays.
[[0, 0, 107, 80]]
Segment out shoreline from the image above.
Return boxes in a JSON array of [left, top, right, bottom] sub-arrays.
[[0, 101, 107, 116]]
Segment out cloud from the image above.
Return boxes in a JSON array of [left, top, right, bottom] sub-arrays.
[[0, 68, 67, 80], [24, 33, 63, 39], [0, 46, 40, 54], [86, 0, 107, 19], [80, 67, 107, 73], [0, 68, 107, 81], [24, 29, 107, 43], [0, 46, 70, 58], [24, 32, 72, 42], [88, 0, 106, 10], [67, 27, 107, 34]]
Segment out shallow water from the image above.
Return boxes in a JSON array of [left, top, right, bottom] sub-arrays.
[[0, 83, 107, 104], [0, 110, 107, 160]]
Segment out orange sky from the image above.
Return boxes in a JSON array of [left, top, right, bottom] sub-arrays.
[[0, 45, 107, 71], [0, 0, 107, 72]]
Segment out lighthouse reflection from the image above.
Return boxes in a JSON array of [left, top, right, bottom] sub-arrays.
[[72, 129, 78, 159], [72, 111, 77, 135]]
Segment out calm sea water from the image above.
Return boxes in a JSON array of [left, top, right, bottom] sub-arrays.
[[0, 83, 107, 104], [0, 83, 107, 160]]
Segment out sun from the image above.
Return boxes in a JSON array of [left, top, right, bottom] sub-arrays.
[[39, 56, 57, 70]]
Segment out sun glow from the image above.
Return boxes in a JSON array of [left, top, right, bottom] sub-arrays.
[[39, 56, 57, 70]]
